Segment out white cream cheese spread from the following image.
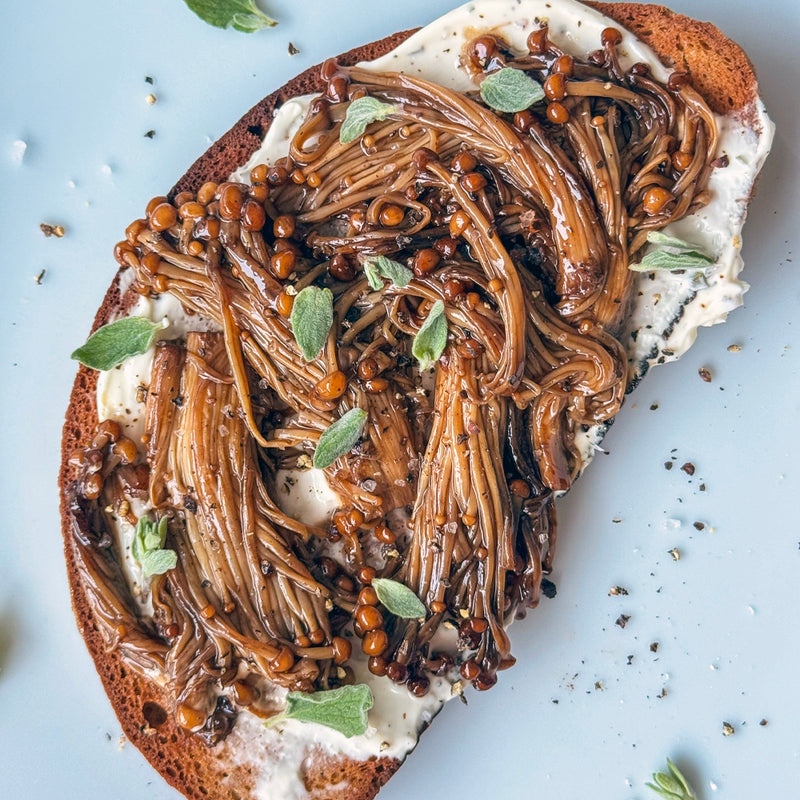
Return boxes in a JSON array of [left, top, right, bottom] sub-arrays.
[[95, 1, 773, 796]]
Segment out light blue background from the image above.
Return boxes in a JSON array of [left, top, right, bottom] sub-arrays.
[[1, 1, 798, 798]]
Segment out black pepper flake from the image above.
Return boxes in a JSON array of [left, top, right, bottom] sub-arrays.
[[650, 641, 659, 653], [615, 614, 631, 629], [288, 42, 300, 55], [626, 655, 634, 665], [681, 461, 696, 475], [698, 366, 713, 383], [649, 402, 659, 411], [144, 129, 156, 139], [608, 586, 629, 596], [759, 718, 768, 726], [145, 76, 154, 84], [171, 395, 184, 407], [456, 433, 469, 445], [34, 268, 46, 284], [693, 521, 706, 531], [540, 578, 557, 599], [183, 495, 198, 513], [664, 461, 673, 470], [722, 721, 735, 736]]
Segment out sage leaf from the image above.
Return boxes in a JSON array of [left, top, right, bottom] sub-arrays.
[[363, 255, 413, 290], [313, 408, 368, 469], [372, 578, 427, 618], [630, 231, 714, 272], [412, 300, 447, 371], [183, 0, 276, 31], [479, 68, 545, 113], [141, 549, 178, 578], [71, 316, 166, 371], [340, 97, 398, 144], [646, 759, 698, 800], [133, 517, 177, 578], [290, 286, 333, 362], [629, 249, 714, 272], [281, 684, 373, 738]]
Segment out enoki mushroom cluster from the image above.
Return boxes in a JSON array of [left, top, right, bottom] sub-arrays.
[[69, 25, 717, 735]]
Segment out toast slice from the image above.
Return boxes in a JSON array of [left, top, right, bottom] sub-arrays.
[[59, 3, 772, 799]]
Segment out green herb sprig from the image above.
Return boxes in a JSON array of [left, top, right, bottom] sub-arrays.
[[412, 300, 448, 371], [71, 316, 166, 371], [629, 231, 714, 272], [313, 408, 368, 470], [132, 516, 178, 578], [479, 68, 545, 113], [183, 0, 277, 32], [363, 255, 413, 291], [372, 578, 426, 618], [340, 97, 398, 144], [290, 286, 334, 362], [646, 759, 698, 800], [264, 684, 374, 738]]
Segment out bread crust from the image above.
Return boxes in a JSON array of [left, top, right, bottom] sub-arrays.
[[59, 4, 763, 799]]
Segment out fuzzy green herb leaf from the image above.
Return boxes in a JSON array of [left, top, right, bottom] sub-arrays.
[[479, 68, 545, 113], [313, 408, 368, 469], [183, 0, 276, 31], [340, 97, 398, 144], [264, 684, 373, 738], [372, 578, 427, 619], [646, 759, 698, 800], [412, 300, 447, 371], [630, 231, 714, 272], [290, 286, 334, 362], [363, 255, 413, 291], [132, 516, 177, 578], [285, 685, 373, 737], [71, 316, 166, 371]]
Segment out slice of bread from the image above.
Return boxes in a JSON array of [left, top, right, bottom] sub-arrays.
[[59, 3, 769, 799]]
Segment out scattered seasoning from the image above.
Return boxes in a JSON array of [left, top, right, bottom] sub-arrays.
[[608, 586, 629, 596], [650, 642, 660, 653], [594, 680, 604, 691], [649, 402, 659, 411], [681, 462, 696, 476], [664, 461, 673, 470], [698, 366, 712, 383], [615, 614, 631, 629], [611, 517, 623, 524], [727, 343, 742, 352], [626, 654, 634, 665], [722, 721, 735, 736], [145, 76, 154, 84], [699, 483, 707, 492], [668, 548, 681, 561], [40, 222, 65, 237], [146, 93, 157, 105], [34, 268, 46, 284], [144, 130, 156, 139], [711, 153, 730, 168], [759, 718, 768, 726], [657, 687, 668, 699], [693, 521, 706, 531], [288, 41, 300, 55], [183, 495, 198, 513]]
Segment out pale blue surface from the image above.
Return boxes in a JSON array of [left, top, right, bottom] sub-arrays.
[[1, 1, 798, 798]]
